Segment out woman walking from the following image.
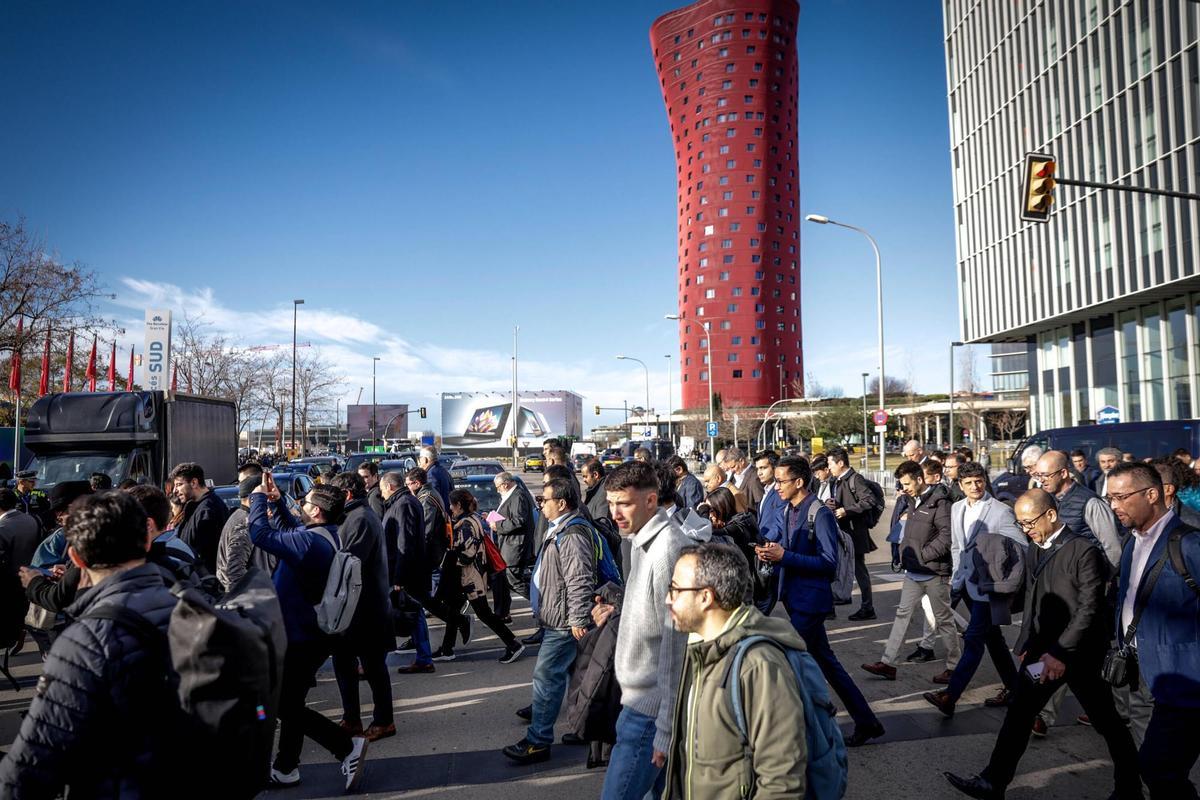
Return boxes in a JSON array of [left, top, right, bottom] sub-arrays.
[[431, 488, 526, 664]]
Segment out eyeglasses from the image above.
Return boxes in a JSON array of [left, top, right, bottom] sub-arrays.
[[776, 477, 797, 485], [1015, 508, 1051, 531], [667, 584, 710, 600], [1104, 487, 1152, 505], [1028, 470, 1065, 482]]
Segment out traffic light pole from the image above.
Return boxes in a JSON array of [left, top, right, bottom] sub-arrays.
[[1056, 177, 1200, 202]]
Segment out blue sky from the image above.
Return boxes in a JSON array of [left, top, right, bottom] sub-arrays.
[[1, 1, 965, 431]]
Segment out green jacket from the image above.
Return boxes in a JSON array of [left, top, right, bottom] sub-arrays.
[[665, 605, 808, 800]]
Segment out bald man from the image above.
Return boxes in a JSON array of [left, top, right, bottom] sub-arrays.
[[1030, 450, 1122, 569], [702, 464, 746, 513], [945, 489, 1140, 800], [903, 439, 927, 465]]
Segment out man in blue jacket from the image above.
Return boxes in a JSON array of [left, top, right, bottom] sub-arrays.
[[754, 455, 885, 747], [752, 450, 785, 614], [249, 478, 368, 791], [1109, 462, 1200, 800]]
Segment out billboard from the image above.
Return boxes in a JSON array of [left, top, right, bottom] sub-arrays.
[[142, 309, 172, 391], [346, 404, 409, 450], [441, 391, 582, 451]]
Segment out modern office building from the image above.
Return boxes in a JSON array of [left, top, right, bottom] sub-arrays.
[[652, 0, 802, 409], [945, 0, 1200, 431], [989, 342, 1031, 402]]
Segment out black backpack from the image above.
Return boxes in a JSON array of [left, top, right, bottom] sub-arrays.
[[846, 473, 886, 529], [84, 567, 286, 799], [1169, 528, 1200, 598]]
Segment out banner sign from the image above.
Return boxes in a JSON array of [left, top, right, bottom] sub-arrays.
[[143, 309, 172, 391]]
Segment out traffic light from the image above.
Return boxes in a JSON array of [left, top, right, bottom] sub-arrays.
[[595, 405, 601, 415], [1021, 152, 1057, 222], [418, 407, 427, 419]]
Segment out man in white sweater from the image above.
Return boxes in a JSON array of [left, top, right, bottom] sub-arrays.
[[600, 460, 690, 800]]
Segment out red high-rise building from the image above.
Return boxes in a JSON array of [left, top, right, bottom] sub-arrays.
[[652, 0, 801, 410]]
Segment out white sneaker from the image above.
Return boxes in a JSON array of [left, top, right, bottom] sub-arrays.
[[269, 766, 300, 786], [341, 736, 368, 792]]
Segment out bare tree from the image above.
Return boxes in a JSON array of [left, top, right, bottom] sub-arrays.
[[296, 349, 345, 454], [954, 346, 983, 447], [798, 371, 844, 399], [994, 408, 1028, 442], [867, 375, 913, 398]]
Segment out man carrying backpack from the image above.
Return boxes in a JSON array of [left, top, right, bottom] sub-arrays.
[[248, 477, 368, 792], [756, 456, 885, 748], [502, 477, 597, 765], [662, 542, 813, 799], [0, 491, 179, 797], [826, 447, 884, 621]]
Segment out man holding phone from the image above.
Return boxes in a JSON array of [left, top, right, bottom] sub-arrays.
[[944, 489, 1140, 800]]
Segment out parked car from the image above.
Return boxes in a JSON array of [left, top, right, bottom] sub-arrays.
[[453, 475, 503, 515], [213, 473, 310, 518], [601, 449, 623, 470], [523, 454, 545, 473], [450, 459, 505, 479], [378, 455, 419, 475]]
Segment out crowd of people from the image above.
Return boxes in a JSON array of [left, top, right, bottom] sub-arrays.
[[0, 436, 1197, 799]]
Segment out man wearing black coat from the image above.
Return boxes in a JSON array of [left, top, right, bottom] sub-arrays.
[[380, 471, 435, 672], [329, 472, 395, 742], [827, 447, 880, 620], [170, 462, 229, 574], [491, 471, 535, 617], [945, 489, 1141, 800]]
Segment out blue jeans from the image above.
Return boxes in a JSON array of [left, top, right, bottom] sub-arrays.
[[526, 629, 579, 745], [413, 608, 433, 666], [946, 595, 1016, 702], [601, 707, 666, 800], [786, 607, 880, 730]]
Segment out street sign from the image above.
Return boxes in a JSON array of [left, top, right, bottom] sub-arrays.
[[1097, 405, 1120, 424], [706, 421, 718, 438], [872, 410, 888, 425], [640, 428, 654, 440], [874, 424, 888, 433]]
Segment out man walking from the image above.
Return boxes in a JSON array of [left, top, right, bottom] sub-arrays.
[[1109, 463, 1200, 799], [1071, 450, 1102, 491], [170, 462, 229, 573], [663, 543, 808, 799], [379, 471, 434, 674], [756, 456, 885, 747], [827, 447, 880, 620], [329, 472, 395, 742], [601, 461, 690, 800], [418, 446, 452, 510], [1096, 447, 1123, 498], [358, 460, 384, 517], [248, 479, 368, 790], [944, 489, 1141, 800], [1032, 450, 1122, 567], [722, 448, 764, 511], [503, 478, 596, 764], [924, 461, 1024, 717], [491, 471, 535, 619], [862, 459, 961, 682], [667, 456, 704, 512]]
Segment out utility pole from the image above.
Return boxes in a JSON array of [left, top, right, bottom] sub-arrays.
[[512, 326, 520, 467], [291, 299, 304, 457]]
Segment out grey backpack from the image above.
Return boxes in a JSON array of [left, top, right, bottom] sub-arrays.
[[312, 527, 362, 635], [805, 502, 856, 604]]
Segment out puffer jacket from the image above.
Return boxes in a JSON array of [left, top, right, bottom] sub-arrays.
[[216, 505, 278, 592], [664, 605, 808, 800], [900, 483, 954, 577], [566, 581, 624, 744], [0, 563, 177, 798], [532, 512, 597, 630]]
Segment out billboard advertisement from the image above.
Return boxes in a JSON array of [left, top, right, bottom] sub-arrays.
[[440, 391, 582, 452], [346, 404, 409, 450]]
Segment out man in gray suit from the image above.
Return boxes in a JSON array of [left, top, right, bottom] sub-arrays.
[[923, 461, 1025, 717]]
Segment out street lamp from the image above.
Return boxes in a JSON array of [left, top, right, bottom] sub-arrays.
[[949, 341, 964, 449], [664, 354, 673, 446], [372, 356, 380, 449], [616, 355, 651, 429], [291, 299, 304, 457], [861, 372, 870, 466], [666, 313, 717, 461], [806, 214, 885, 473]]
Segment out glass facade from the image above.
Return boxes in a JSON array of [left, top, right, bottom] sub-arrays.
[[946, 0, 1200, 431]]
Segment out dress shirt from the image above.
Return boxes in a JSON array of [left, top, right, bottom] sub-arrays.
[[1120, 510, 1175, 644], [1036, 526, 1065, 550]]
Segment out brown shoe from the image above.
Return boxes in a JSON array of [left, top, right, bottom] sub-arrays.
[[861, 662, 897, 680], [922, 690, 956, 718], [983, 687, 1011, 708], [1032, 715, 1048, 737], [931, 669, 953, 685], [338, 720, 364, 736], [364, 723, 396, 742], [397, 663, 435, 675]]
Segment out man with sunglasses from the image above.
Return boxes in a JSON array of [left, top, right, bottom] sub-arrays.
[[945, 489, 1140, 800], [1109, 462, 1200, 799]]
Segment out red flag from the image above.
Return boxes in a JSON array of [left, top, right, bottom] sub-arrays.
[[7, 317, 22, 392], [106, 341, 116, 391], [127, 346, 135, 390], [85, 336, 97, 392], [38, 327, 50, 396], [171, 363, 178, 391], [64, 331, 74, 392]]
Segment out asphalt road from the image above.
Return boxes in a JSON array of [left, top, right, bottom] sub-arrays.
[[1, 483, 1196, 798]]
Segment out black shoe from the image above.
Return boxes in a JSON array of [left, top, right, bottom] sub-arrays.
[[522, 628, 545, 645], [499, 643, 527, 664], [561, 733, 586, 746], [460, 615, 473, 645], [905, 646, 936, 663], [825, 611, 836, 621], [431, 647, 456, 662], [395, 638, 415, 653], [502, 738, 552, 765], [845, 720, 885, 747], [944, 772, 1002, 800], [848, 607, 877, 621], [501, 614, 513, 624], [516, 705, 532, 721]]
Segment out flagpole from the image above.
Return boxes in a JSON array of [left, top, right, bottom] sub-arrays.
[[12, 390, 19, 473]]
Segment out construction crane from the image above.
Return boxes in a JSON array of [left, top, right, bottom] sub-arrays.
[[248, 342, 312, 352]]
